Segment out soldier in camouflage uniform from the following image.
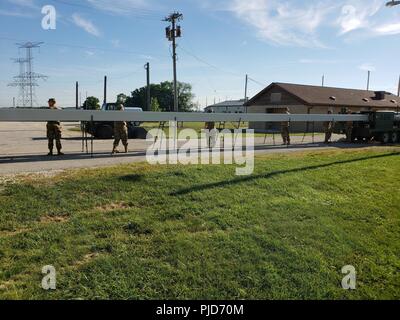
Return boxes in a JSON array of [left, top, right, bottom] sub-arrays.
[[344, 108, 354, 143], [281, 107, 291, 145], [205, 109, 216, 148], [324, 110, 334, 144], [112, 103, 128, 154], [46, 98, 64, 156]]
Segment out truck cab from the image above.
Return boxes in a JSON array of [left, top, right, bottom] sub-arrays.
[[86, 103, 143, 139], [351, 111, 399, 143]]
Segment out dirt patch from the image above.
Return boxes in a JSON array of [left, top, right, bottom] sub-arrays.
[[0, 170, 65, 185], [0, 227, 31, 237], [39, 215, 69, 224], [73, 252, 101, 268], [0, 279, 17, 291], [96, 202, 132, 212]]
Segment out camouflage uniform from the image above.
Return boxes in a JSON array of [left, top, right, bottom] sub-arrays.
[[345, 110, 353, 143], [112, 104, 128, 153], [324, 112, 334, 144], [46, 103, 63, 155], [205, 110, 216, 148], [323, 120, 334, 143], [281, 110, 291, 145]]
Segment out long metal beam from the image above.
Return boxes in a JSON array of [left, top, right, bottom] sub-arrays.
[[0, 108, 369, 123]]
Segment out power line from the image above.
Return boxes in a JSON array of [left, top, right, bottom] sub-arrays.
[[179, 46, 242, 78], [247, 77, 267, 87], [0, 36, 169, 59]]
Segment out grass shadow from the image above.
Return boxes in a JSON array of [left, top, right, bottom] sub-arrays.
[[170, 152, 400, 196]]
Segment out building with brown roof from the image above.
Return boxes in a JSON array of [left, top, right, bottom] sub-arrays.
[[245, 82, 400, 132]]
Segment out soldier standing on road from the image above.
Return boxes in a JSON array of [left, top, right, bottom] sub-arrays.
[[46, 98, 64, 156], [205, 109, 216, 148], [112, 103, 128, 154], [345, 108, 354, 143], [324, 110, 334, 144], [281, 107, 291, 145]]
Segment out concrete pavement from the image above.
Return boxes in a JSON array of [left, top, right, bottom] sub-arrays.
[[0, 122, 386, 175]]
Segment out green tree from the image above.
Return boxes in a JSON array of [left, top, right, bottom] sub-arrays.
[[125, 81, 195, 112], [117, 93, 127, 104], [83, 96, 100, 110], [151, 97, 160, 112]]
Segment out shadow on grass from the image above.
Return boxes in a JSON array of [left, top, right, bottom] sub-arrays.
[[170, 152, 400, 196], [119, 174, 143, 182]]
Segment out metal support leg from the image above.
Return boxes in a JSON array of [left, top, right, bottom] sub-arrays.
[[81, 121, 84, 153], [90, 116, 94, 158], [312, 122, 315, 144]]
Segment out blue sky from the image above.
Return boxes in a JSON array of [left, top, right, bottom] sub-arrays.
[[1, 0, 400, 108]]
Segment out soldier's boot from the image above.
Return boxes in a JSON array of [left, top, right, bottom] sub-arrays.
[[124, 144, 128, 153], [111, 146, 118, 155], [56, 141, 64, 156]]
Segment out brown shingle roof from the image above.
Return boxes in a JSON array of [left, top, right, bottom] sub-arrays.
[[246, 82, 400, 108]]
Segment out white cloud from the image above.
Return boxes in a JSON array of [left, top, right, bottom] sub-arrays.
[[229, 0, 334, 47], [72, 13, 101, 37], [374, 23, 400, 35], [7, 0, 36, 8], [227, 0, 398, 47], [85, 0, 158, 15], [359, 63, 376, 72], [337, 0, 382, 34], [0, 9, 33, 17]]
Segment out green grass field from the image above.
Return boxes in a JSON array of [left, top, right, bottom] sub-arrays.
[[0, 148, 399, 299]]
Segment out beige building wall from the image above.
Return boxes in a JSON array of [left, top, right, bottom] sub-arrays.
[[248, 105, 381, 133]]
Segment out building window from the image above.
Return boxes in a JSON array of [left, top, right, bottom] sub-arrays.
[[270, 93, 282, 103]]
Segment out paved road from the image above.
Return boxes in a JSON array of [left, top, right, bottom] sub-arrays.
[[0, 122, 388, 175]]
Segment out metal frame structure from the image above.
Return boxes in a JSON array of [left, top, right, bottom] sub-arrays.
[[0, 109, 369, 123]]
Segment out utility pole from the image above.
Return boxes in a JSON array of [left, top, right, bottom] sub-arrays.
[[322, 74, 325, 87], [244, 74, 248, 102], [103, 76, 107, 105], [13, 97, 15, 108], [367, 70, 371, 91], [164, 11, 183, 112], [145, 62, 151, 111], [397, 75, 400, 97], [76, 81, 79, 109]]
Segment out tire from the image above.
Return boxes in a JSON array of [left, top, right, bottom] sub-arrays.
[[132, 127, 149, 139], [392, 131, 399, 143], [96, 125, 113, 139], [380, 132, 391, 144]]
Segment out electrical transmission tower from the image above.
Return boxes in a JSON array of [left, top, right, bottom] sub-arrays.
[[164, 12, 183, 112], [8, 42, 47, 107], [8, 58, 28, 107]]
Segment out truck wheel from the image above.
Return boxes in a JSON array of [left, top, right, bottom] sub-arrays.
[[96, 125, 113, 139], [392, 132, 399, 143], [381, 132, 391, 144]]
